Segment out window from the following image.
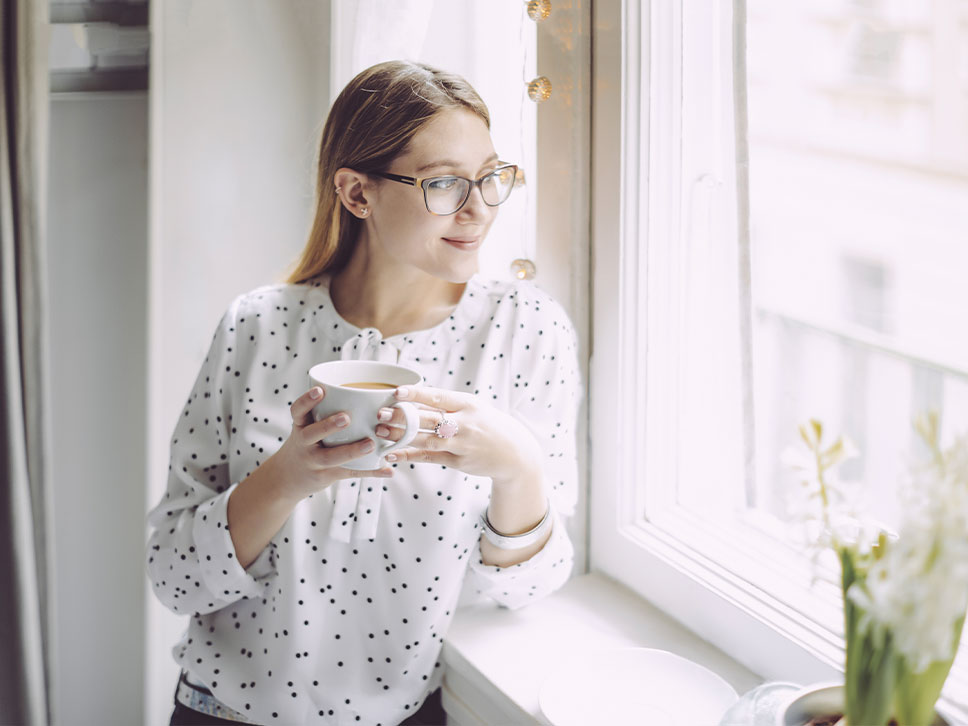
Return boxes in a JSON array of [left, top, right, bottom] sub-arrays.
[[590, 0, 968, 708], [748, 0, 968, 530]]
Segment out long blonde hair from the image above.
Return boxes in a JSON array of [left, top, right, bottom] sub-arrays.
[[286, 61, 490, 284]]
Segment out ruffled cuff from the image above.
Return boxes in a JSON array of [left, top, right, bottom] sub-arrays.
[[466, 510, 574, 610], [192, 483, 273, 603]]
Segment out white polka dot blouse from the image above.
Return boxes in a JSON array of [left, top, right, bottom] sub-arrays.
[[146, 274, 581, 725]]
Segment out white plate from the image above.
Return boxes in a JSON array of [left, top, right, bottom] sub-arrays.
[[538, 647, 739, 726]]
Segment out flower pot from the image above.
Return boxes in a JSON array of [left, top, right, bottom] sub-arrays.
[[776, 682, 950, 726]]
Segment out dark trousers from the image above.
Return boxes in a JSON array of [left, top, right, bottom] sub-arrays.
[[169, 686, 447, 726]]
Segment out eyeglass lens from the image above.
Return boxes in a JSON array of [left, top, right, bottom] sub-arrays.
[[424, 167, 516, 215]]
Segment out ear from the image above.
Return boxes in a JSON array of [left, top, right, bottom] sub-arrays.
[[333, 168, 372, 220]]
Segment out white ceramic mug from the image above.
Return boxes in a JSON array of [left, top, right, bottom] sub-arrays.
[[308, 360, 422, 470]]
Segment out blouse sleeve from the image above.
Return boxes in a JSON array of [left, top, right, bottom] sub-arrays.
[[466, 288, 582, 609], [145, 296, 275, 616]]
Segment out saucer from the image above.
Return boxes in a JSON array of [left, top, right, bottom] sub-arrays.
[[538, 647, 738, 726]]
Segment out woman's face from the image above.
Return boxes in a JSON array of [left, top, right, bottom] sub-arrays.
[[363, 108, 500, 284]]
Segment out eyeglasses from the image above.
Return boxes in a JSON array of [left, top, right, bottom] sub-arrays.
[[372, 164, 518, 216]]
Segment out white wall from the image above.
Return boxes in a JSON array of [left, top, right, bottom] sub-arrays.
[[47, 91, 149, 726], [146, 2, 332, 723]]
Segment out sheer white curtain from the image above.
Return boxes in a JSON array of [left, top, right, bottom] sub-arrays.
[[329, 0, 538, 282]]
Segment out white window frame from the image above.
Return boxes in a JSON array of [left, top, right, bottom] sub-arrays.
[[589, 0, 844, 687], [589, 2, 968, 716]]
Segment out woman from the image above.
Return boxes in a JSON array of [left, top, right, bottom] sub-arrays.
[[147, 60, 580, 726]]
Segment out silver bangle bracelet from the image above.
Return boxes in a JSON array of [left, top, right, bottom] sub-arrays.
[[480, 499, 552, 550]]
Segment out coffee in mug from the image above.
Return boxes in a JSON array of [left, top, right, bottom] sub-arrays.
[[308, 361, 423, 470]]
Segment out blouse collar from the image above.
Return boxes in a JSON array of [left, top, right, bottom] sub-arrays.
[[305, 273, 488, 351]]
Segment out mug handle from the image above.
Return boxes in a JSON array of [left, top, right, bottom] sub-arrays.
[[378, 402, 420, 456]]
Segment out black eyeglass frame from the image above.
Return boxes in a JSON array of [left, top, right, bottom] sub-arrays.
[[371, 164, 518, 216]]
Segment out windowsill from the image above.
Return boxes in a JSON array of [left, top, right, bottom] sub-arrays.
[[441, 571, 764, 725]]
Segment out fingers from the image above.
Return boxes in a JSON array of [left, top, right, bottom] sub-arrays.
[[385, 447, 460, 468], [303, 410, 352, 445], [377, 405, 443, 427], [394, 384, 469, 412], [395, 432, 451, 450], [338, 466, 394, 479], [314, 436, 377, 468], [296, 409, 374, 467], [291, 386, 326, 428], [375, 408, 446, 442]]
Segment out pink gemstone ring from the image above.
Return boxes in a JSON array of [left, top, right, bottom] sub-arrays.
[[433, 417, 459, 439]]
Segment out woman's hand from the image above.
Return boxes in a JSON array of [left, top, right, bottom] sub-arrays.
[[373, 384, 552, 567], [272, 386, 394, 502], [227, 386, 393, 568], [377, 385, 551, 566], [373, 385, 542, 487]]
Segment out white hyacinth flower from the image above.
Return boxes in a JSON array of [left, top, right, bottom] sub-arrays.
[[849, 426, 968, 672], [783, 431, 880, 561]]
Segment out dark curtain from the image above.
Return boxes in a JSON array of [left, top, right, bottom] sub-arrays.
[[1, 0, 54, 724]]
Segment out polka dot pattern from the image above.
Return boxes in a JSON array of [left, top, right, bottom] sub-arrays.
[[146, 274, 581, 725]]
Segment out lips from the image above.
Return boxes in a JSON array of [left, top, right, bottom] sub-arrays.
[[442, 236, 481, 251]]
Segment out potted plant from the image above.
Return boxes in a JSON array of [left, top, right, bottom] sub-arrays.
[[777, 414, 968, 726]]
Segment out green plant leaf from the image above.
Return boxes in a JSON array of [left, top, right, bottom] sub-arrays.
[[811, 419, 823, 445], [800, 423, 816, 450], [893, 615, 965, 726], [893, 657, 951, 726], [842, 547, 895, 726]]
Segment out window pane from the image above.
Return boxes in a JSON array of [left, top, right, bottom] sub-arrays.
[[747, 0, 968, 530]]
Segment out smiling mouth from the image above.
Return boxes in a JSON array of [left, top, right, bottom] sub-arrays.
[[442, 237, 481, 250]]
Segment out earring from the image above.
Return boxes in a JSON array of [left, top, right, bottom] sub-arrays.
[[335, 187, 341, 195], [360, 207, 369, 217]]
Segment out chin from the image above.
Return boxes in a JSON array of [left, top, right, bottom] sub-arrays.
[[448, 268, 477, 284], [430, 260, 478, 285]]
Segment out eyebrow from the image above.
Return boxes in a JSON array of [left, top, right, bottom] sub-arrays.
[[415, 153, 500, 174]]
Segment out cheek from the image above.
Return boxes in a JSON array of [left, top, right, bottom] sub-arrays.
[[484, 209, 499, 231], [419, 218, 455, 243], [474, 212, 498, 241], [392, 207, 437, 242]]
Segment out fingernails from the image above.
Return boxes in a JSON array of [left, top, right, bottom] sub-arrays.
[[362, 440, 375, 453], [334, 414, 349, 427], [385, 453, 397, 462], [310, 386, 322, 399], [375, 425, 390, 438], [395, 386, 411, 400], [378, 408, 393, 422]]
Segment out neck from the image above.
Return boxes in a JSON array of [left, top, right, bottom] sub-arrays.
[[329, 250, 465, 339]]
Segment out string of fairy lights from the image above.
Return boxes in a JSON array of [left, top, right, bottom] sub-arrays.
[[510, 0, 553, 281]]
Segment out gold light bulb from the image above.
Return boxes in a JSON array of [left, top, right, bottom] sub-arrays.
[[510, 259, 537, 280], [527, 0, 552, 22], [527, 76, 552, 103]]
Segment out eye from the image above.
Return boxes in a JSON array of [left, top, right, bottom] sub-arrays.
[[427, 177, 461, 192]]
